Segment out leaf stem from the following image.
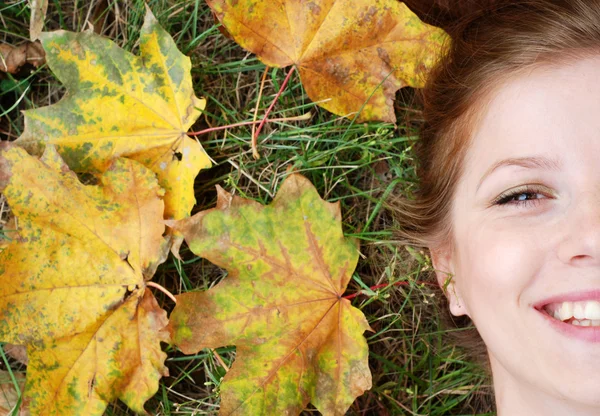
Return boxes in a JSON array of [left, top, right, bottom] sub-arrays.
[[343, 281, 438, 300], [252, 66, 297, 146], [146, 281, 177, 303], [251, 66, 270, 160], [211, 348, 230, 372], [187, 113, 310, 136]]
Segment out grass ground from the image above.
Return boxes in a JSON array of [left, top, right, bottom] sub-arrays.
[[0, 0, 494, 414]]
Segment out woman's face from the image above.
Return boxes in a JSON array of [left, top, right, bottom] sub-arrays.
[[437, 56, 600, 406]]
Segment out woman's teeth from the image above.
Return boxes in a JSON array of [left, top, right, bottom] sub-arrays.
[[545, 300, 600, 326], [572, 319, 600, 326]]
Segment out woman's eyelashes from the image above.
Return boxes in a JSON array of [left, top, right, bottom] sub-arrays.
[[491, 185, 554, 208]]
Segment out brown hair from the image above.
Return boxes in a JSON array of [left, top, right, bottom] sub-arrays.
[[392, 0, 600, 379]]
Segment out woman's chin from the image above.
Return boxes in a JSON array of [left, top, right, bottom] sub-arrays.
[[532, 308, 600, 405], [553, 385, 600, 410]]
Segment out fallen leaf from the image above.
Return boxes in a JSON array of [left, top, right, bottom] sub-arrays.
[[0, 370, 28, 416], [3, 343, 28, 365], [0, 41, 46, 74], [168, 174, 372, 415], [29, 0, 48, 41], [16, 6, 210, 220], [25, 290, 168, 415], [207, 0, 448, 122], [0, 146, 169, 414]]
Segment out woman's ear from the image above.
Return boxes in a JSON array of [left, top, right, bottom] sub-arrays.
[[429, 246, 469, 317]]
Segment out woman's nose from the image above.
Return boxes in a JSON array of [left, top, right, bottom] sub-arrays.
[[557, 191, 600, 265]]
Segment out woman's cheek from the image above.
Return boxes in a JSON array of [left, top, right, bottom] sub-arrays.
[[458, 219, 547, 310]]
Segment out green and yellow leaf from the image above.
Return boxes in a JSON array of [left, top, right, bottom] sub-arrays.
[[168, 174, 372, 415], [16, 7, 210, 220], [207, 0, 448, 122], [0, 146, 169, 414]]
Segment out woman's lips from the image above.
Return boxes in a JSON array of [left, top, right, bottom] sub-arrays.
[[534, 289, 600, 309], [536, 307, 600, 343], [533, 290, 600, 342]]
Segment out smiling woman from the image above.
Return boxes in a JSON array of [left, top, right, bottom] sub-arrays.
[[392, 0, 600, 414]]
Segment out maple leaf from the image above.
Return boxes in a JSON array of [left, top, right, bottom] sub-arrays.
[[207, 0, 448, 122], [168, 174, 372, 415], [0, 146, 169, 414], [25, 290, 168, 415], [15, 6, 210, 220]]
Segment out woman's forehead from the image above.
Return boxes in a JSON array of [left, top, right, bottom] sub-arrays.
[[465, 55, 600, 173]]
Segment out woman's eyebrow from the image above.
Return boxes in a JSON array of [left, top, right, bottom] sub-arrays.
[[477, 156, 562, 191]]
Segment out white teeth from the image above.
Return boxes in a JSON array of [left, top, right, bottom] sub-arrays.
[[585, 302, 600, 320], [574, 303, 586, 319], [560, 302, 573, 320], [569, 319, 600, 327], [549, 300, 600, 321]]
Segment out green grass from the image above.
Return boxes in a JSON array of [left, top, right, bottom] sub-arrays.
[[0, 0, 494, 414]]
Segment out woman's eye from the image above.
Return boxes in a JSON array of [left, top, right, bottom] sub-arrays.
[[492, 186, 551, 207]]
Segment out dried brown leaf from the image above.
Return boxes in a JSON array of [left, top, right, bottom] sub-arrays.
[[3, 344, 28, 366], [29, 0, 48, 41], [0, 370, 28, 416], [0, 41, 46, 74]]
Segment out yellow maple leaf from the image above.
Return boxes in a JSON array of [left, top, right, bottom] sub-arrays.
[[207, 0, 449, 122], [168, 174, 372, 415], [25, 291, 168, 415], [0, 146, 169, 414], [15, 6, 210, 220]]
